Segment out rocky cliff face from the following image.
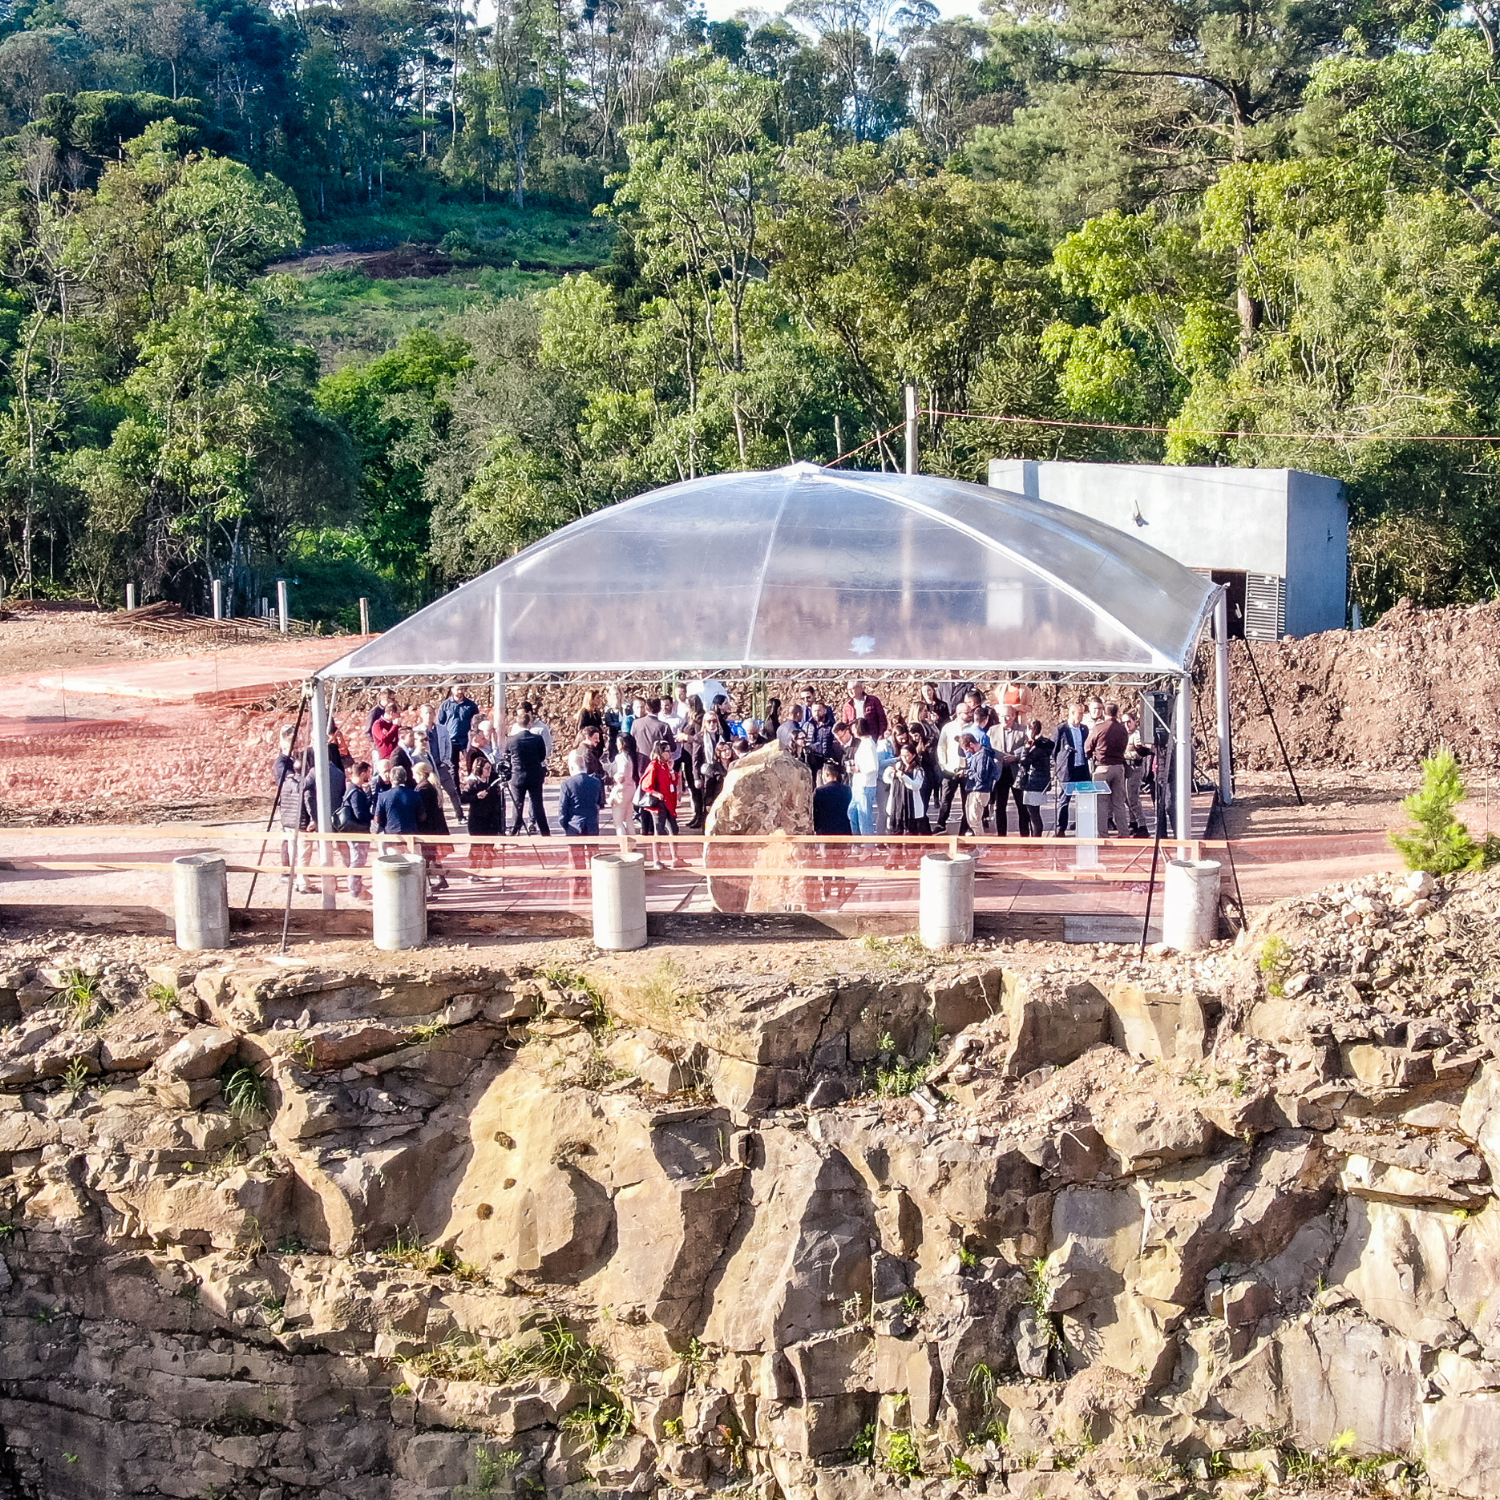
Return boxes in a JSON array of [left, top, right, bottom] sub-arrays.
[[2, 866, 1500, 1499]]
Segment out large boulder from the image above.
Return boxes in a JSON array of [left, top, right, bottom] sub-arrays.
[[153, 1026, 239, 1082], [703, 745, 817, 912], [1105, 984, 1207, 1066], [1003, 976, 1110, 1077]]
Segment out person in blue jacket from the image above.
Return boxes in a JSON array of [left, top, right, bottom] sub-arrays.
[[374, 764, 424, 850], [559, 751, 606, 836], [337, 761, 375, 898], [959, 731, 998, 836], [438, 683, 480, 780]]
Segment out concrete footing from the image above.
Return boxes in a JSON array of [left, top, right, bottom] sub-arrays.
[[172, 854, 229, 950], [920, 852, 975, 949], [373, 853, 427, 950], [1163, 858, 1221, 951], [591, 853, 647, 950]]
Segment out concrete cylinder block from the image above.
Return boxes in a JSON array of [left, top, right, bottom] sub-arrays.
[[1163, 858, 1221, 951], [592, 852, 647, 951], [919, 852, 975, 950], [172, 854, 229, 951], [373, 853, 427, 951]]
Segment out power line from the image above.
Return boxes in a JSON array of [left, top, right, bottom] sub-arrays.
[[927, 407, 1500, 445]]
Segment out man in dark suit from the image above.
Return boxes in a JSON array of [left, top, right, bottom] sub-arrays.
[[374, 764, 424, 850], [1052, 699, 1091, 837], [505, 710, 551, 836]]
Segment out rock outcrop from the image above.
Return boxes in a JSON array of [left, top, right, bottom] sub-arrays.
[[703, 745, 818, 912], [4, 862, 1500, 1496]]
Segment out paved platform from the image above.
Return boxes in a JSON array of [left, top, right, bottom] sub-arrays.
[[0, 785, 1402, 946]]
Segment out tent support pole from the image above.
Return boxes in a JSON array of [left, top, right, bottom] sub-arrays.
[[310, 676, 335, 911], [904, 383, 918, 475], [492, 583, 505, 731], [1214, 589, 1233, 807], [1175, 669, 1193, 844]]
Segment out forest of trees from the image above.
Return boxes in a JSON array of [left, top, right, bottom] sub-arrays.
[[1, 0, 1499, 625]]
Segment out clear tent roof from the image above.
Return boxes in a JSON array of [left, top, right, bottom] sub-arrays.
[[317, 464, 1217, 680]]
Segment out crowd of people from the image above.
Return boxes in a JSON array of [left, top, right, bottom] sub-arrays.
[[271, 677, 1169, 892]]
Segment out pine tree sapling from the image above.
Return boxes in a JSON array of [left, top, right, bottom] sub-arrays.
[[1389, 749, 1497, 875]]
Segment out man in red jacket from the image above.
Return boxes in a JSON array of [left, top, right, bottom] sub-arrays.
[[840, 679, 888, 740], [370, 704, 401, 764]]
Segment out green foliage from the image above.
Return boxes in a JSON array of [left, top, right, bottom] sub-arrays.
[[851, 1423, 877, 1463], [62, 969, 105, 1029], [459, 1444, 521, 1498], [1258, 934, 1291, 997], [382, 1226, 461, 1276], [968, 1361, 998, 1410], [1025, 1257, 1051, 1315], [539, 967, 610, 1032], [412, 1317, 630, 1451], [7, 0, 1500, 611], [869, 1030, 931, 1097], [147, 982, 177, 1014], [1280, 1430, 1413, 1486], [61, 1056, 92, 1094], [884, 1430, 921, 1477], [1391, 750, 1500, 875], [409, 1317, 609, 1387], [220, 1065, 268, 1120], [560, 1395, 633, 1451], [958, 1244, 979, 1272]]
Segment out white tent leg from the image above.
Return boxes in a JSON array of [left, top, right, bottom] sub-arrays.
[[1214, 589, 1233, 806], [310, 678, 335, 910], [491, 583, 505, 730], [1175, 671, 1194, 842]]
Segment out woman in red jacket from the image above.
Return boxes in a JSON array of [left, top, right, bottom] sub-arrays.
[[637, 739, 685, 870]]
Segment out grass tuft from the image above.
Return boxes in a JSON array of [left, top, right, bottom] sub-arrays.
[[221, 1065, 268, 1120]]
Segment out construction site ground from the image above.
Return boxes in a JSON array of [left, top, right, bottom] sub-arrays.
[[0, 605, 1467, 943]]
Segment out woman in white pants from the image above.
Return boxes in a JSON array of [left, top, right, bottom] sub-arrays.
[[608, 731, 640, 835]]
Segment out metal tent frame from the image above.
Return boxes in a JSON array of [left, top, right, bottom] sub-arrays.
[[301, 466, 1234, 910]]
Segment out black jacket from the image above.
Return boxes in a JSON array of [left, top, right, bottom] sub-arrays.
[[1053, 722, 1090, 783], [463, 773, 504, 836], [341, 782, 375, 831], [1022, 736, 1055, 794], [505, 729, 548, 783], [300, 762, 347, 829]]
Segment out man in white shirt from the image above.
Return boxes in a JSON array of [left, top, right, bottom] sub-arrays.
[[514, 701, 553, 759], [933, 705, 974, 833], [663, 685, 690, 733]]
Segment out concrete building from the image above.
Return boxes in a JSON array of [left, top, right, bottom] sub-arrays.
[[987, 460, 1348, 639]]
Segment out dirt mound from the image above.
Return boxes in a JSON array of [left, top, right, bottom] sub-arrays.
[[1223, 597, 1500, 773]]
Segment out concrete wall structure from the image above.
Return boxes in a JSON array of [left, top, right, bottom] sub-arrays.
[[987, 460, 1348, 638]]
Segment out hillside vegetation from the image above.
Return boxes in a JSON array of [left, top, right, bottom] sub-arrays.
[[1, 0, 1499, 625]]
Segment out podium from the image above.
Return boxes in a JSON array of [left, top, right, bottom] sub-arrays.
[[1070, 781, 1110, 869]]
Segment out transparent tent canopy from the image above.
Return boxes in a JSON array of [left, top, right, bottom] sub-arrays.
[[316, 463, 1217, 680]]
